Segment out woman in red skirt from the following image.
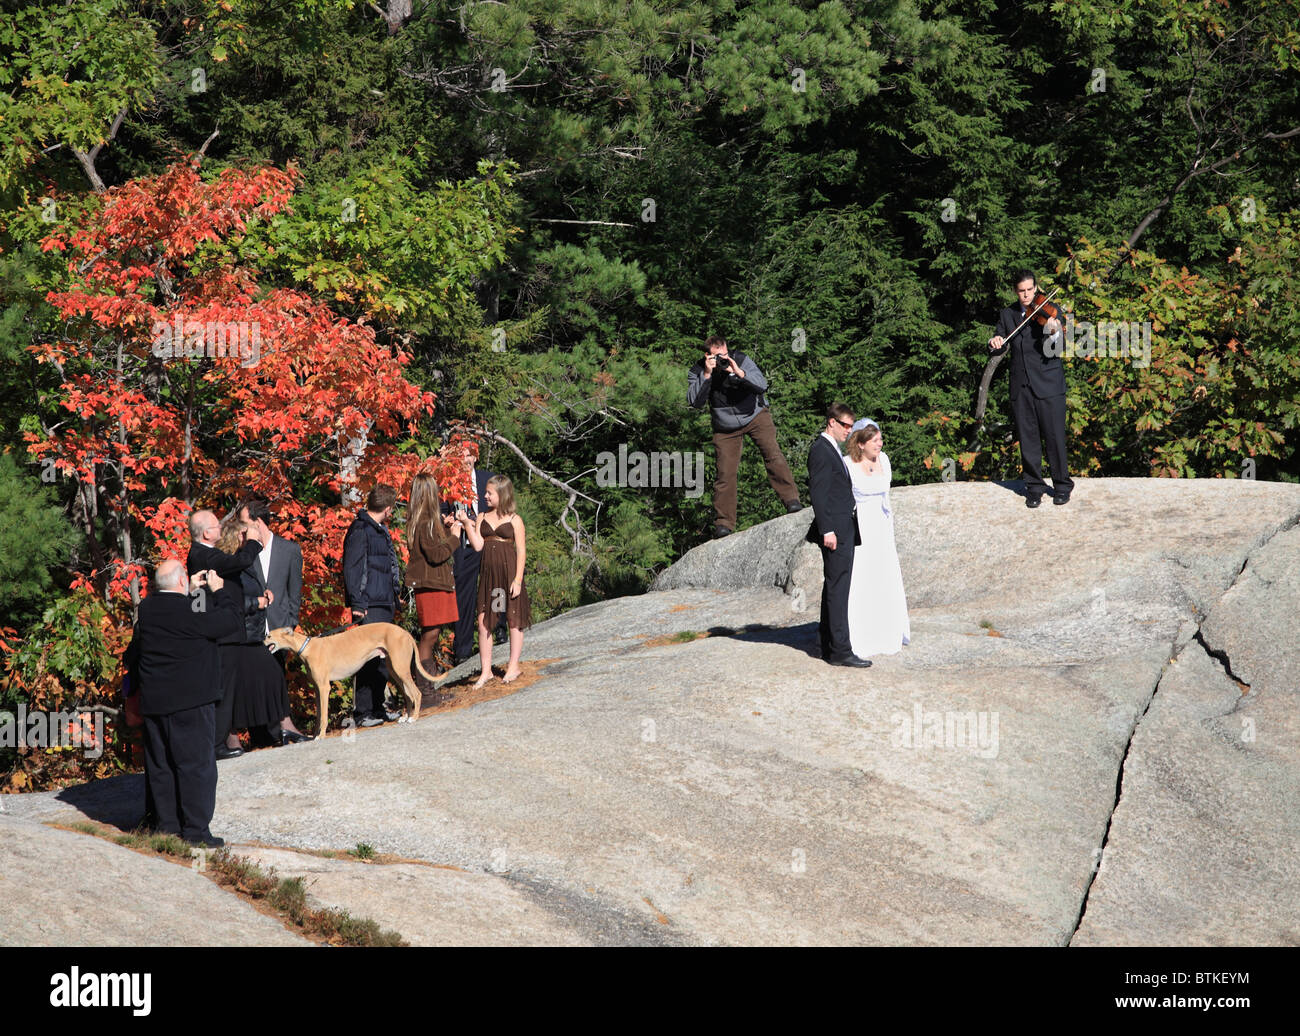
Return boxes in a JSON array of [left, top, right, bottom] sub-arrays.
[[406, 472, 459, 675]]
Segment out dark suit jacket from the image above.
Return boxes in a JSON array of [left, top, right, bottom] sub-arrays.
[[241, 533, 302, 635], [187, 539, 260, 645], [992, 303, 1067, 400], [342, 509, 400, 613], [187, 538, 260, 579], [446, 468, 493, 569], [807, 434, 857, 543], [124, 586, 242, 716]]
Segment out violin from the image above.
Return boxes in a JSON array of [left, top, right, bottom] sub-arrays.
[[995, 286, 1065, 348], [1024, 291, 1063, 329]]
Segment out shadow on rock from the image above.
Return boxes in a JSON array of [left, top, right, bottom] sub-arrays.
[[55, 771, 148, 831], [706, 621, 821, 658]]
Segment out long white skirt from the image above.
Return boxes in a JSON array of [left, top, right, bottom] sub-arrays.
[[847, 500, 911, 657]]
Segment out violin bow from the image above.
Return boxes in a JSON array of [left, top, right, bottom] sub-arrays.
[[967, 255, 1075, 452]]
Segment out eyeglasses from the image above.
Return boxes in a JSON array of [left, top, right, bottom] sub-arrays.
[[835, 419, 854, 429]]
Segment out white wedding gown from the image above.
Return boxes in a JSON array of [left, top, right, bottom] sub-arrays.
[[845, 452, 911, 657]]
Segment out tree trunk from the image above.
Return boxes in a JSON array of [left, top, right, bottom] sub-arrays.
[[339, 420, 374, 507]]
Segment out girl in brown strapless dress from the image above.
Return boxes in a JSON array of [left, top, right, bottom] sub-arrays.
[[450, 474, 531, 687]]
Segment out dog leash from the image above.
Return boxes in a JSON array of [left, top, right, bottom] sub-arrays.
[[315, 619, 360, 637]]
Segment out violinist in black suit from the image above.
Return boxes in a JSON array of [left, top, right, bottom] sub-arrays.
[[806, 403, 871, 668], [988, 270, 1074, 507]]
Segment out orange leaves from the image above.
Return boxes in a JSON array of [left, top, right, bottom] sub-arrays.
[[143, 498, 195, 563], [425, 432, 479, 507], [41, 160, 299, 297], [31, 158, 438, 625]]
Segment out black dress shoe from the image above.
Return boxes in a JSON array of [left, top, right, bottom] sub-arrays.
[[784, 500, 803, 513], [828, 654, 872, 668], [215, 745, 244, 760], [188, 834, 225, 848], [383, 709, 402, 722], [713, 525, 732, 538], [280, 729, 310, 744], [1052, 492, 1071, 506], [1025, 494, 1042, 508], [358, 715, 385, 728]]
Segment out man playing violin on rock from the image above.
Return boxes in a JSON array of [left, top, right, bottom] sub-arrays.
[[988, 269, 1074, 508]]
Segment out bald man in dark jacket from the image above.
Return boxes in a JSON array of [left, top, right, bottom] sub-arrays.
[[124, 560, 242, 846]]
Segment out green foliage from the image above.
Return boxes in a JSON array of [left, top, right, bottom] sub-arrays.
[[0, 451, 77, 630], [238, 157, 519, 333], [699, 0, 884, 130], [0, 0, 1298, 708], [2, 588, 117, 711], [0, 0, 160, 190]]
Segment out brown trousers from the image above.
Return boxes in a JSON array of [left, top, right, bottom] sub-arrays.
[[711, 408, 799, 531]]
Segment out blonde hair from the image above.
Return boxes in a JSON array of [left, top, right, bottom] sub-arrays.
[[487, 474, 516, 516], [847, 423, 882, 463], [215, 511, 245, 554], [407, 472, 449, 549]]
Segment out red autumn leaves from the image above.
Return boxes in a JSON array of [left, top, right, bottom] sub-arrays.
[[28, 157, 461, 625]]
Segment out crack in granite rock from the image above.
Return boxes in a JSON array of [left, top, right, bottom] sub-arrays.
[[1067, 506, 1299, 944]]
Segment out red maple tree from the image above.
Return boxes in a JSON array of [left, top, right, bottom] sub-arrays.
[[28, 156, 470, 628]]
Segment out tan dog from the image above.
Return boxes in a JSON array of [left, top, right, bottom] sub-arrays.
[[265, 623, 439, 737]]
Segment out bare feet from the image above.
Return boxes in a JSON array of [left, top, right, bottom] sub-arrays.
[[502, 667, 522, 684], [472, 670, 492, 690]]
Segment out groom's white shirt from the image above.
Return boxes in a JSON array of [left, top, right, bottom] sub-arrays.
[[820, 431, 840, 452], [257, 535, 274, 637]]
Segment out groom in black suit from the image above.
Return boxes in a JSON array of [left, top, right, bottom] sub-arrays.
[[807, 403, 871, 668], [236, 497, 303, 635]]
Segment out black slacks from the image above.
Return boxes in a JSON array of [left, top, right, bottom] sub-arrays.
[[819, 526, 856, 659], [1012, 390, 1073, 496], [142, 703, 217, 843], [214, 644, 235, 748], [352, 605, 394, 719], [452, 543, 481, 660]]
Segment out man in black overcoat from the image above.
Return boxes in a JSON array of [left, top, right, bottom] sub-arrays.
[[124, 560, 242, 847], [806, 403, 871, 668], [343, 483, 403, 726]]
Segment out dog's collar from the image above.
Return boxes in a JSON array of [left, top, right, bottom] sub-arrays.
[[296, 635, 311, 654]]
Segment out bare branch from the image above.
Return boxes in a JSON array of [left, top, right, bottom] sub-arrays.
[[70, 107, 128, 193], [464, 425, 601, 553], [534, 218, 635, 227], [197, 126, 220, 157]]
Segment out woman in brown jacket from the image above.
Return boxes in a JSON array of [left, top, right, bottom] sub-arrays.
[[406, 472, 458, 673]]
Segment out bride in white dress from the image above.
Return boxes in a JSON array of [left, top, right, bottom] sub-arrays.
[[843, 418, 910, 657]]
